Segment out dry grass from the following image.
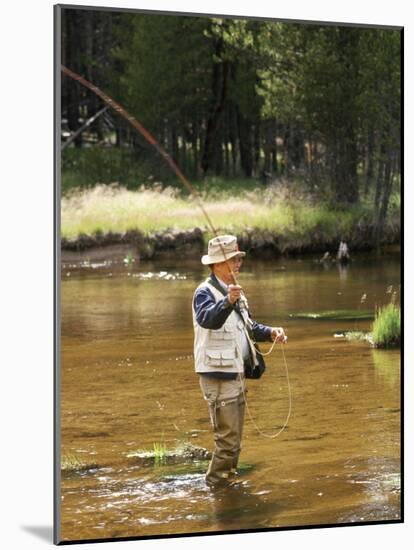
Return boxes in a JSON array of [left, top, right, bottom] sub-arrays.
[[60, 183, 366, 240]]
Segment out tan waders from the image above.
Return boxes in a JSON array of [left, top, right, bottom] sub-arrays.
[[199, 375, 246, 487]]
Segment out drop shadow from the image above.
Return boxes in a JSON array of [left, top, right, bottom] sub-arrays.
[[21, 525, 54, 543]]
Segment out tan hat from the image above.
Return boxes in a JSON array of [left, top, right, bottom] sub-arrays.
[[201, 235, 246, 265]]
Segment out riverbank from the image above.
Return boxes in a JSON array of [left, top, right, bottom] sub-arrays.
[[61, 223, 400, 264], [60, 184, 400, 263]]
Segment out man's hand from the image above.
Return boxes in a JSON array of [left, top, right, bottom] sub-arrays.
[[227, 284, 243, 305], [271, 327, 288, 343]]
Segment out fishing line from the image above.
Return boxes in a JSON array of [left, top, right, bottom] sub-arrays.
[[61, 66, 292, 438], [239, 343, 291, 439]]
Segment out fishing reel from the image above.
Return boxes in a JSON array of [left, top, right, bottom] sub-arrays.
[[237, 294, 255, 332], [238, 293, 249, 312]]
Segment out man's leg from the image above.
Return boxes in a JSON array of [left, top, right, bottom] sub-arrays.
[[230, 393, 246, 475], [199, 376, 246, 486]]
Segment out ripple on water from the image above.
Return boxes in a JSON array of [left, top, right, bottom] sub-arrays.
[[339, 461, 401, 523], [132, 271, 187, 281]]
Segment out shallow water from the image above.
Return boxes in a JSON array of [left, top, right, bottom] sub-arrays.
[[59, 252, 401, 541]]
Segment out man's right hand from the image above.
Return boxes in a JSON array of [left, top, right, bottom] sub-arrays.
[[227, 284, 243, 305]]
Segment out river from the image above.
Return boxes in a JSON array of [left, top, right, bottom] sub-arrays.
[[59, 252, 401, 542]]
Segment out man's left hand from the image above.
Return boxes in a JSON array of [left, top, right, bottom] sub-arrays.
[[271, 327, 288, 343]]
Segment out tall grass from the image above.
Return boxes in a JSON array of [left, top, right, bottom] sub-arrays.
[[61, 183, 370, 240], [372, 303, 401, 348]]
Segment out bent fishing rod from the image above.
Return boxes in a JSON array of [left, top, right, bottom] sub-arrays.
[[61, 65, 291, 438]]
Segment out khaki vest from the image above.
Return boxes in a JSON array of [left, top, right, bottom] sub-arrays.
[[193, 280, 246, 375]]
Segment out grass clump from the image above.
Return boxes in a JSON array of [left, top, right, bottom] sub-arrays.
[[152, 442, 168, 464], [126, 441, 211, 466], [372, 303, 400, 348], [61, 453, 99, 474]]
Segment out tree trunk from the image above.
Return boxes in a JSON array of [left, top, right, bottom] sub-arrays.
[[272, 119, 278, 174], [224, 136, 230, 178], [171, 125, 179, 164], [282, 125, 289, 177], [365, 129, 375, 197], [263, 120, 272, 175], [288, 124, 305, 172], [307, 134, 317, 187], [374, 140, 386, 214], [237, 109, 253, 177], [253, 123, 261, 177], [64, 10, 83, 147], [332, 127, 359, 204], [201, 36, 229, 175], [180, 125, 187, 176], [213, 131, 224, 175], [374, 149, 394, 249], [229, 103, 238, 177], [191, 121, 199, 179]]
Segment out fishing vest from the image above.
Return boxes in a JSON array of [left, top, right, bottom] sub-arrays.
[[193, 280, 246, 375]]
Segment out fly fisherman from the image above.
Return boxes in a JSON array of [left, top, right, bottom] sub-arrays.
[[193, 235, 287, 488]]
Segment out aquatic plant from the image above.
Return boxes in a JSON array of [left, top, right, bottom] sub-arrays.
[[127, 442, 211, 466], [61, 453, 99, 474], [153, 442, 168, 464], [123, 252, 135, 267], [290, 310, 374, 321], [372, 303, 400, 348]]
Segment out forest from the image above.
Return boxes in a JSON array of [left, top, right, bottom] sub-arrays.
[[61, 8, 401, 247]]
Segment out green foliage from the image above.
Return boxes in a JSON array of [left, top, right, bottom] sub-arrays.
[[114, 13, 213, 132], [61, 147, 170, 193], [372, 303, 401, 348], [62, 9, 401, 213]]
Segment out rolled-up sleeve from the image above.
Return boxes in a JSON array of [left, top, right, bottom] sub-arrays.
[[193, 287, 233, 329]]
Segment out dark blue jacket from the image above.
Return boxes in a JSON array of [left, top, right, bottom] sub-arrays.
[[193, 274, 272, 341]]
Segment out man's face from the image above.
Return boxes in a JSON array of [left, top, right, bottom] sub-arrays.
[[213, 255, 243, 284]]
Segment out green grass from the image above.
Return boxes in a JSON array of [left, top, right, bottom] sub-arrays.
[[372, 303, 401, 348], [61, 182, 375, 241], [126, 441, 211, 464], [291, 310, 374, 321], [61, 453, 99, 474], [152, 442, 168, 464]]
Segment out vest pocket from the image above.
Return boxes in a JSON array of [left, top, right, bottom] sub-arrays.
[[205, 348, 237, 367], [209, 325, 233, 340]]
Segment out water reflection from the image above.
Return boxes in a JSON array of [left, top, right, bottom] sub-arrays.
[[371, 349, 400, 388]]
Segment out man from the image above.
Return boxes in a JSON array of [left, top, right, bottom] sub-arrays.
[[192, 234, 287, 487]]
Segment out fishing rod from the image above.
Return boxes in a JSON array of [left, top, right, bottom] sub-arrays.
[[61, 65, 291, 437], [61, 65, 229, 267], [61, 105, 109, 151]]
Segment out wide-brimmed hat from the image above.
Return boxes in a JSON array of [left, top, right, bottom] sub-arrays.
[[201, 235, 246, 265]]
